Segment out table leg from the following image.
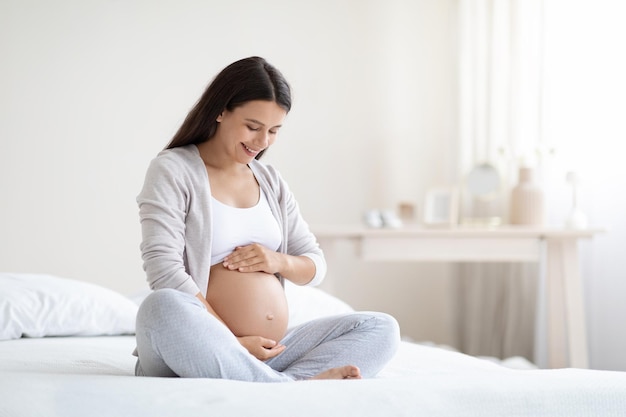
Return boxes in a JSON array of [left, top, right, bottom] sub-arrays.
[[546, 239, 568, 368], [561, 239, 589, 368], [545, 238, 589, 368]]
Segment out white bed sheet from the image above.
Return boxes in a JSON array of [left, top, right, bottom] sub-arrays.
[[1, 336, 626, 417]]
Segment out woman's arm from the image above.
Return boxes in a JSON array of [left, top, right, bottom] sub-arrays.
[[249, 161, 327, 287], [137, 153, 202, 296], [276, 253, 317, 285]]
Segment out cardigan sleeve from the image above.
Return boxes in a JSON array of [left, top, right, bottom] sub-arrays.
[[136, 153, 201, 296], [266, 163, 327, 287], [285, 204, 327, 287]]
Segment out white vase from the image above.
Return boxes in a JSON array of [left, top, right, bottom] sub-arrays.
[[509, 167, 544, 226]]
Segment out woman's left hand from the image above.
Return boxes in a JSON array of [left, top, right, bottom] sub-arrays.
[[222, 243, 282, 274], [237, 335, 285, 361]]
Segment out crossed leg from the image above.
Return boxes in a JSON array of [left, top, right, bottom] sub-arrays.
[[135, 289, 400, 382]]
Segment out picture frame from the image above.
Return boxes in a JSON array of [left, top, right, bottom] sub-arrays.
[[422, 187, 459, 227]]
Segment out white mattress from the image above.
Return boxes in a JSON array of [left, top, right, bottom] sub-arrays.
[[1, 336, 626, 417]]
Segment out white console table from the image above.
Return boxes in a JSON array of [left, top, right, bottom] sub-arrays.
[[312, 225, 603, 369]]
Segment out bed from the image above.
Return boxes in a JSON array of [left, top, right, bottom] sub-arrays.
[[1, 273, 626, 417]]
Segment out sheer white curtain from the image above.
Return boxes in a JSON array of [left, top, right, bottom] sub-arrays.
[[454, 0, 546, 362], [540, 0, 626, 370]]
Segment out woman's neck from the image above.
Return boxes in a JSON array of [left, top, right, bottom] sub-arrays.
[[196, 141, 248, 175]]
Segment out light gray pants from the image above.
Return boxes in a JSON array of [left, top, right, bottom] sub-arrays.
[[135, 288, 400, 382]]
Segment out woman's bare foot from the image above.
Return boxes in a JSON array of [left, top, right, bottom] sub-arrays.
[[311, 365, 362, 380]]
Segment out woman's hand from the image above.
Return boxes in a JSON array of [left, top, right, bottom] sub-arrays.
[[237, 335, 285, 361], [222, 243, 317, 285], [222, 244, 282, 274]]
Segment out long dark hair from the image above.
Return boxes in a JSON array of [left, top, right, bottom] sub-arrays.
[[166, 56, 291, 159]]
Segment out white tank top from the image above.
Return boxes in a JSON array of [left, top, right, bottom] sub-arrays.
[[210, 188, 282, 265]]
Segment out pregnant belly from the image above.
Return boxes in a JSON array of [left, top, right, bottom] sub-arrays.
[[206, 264, 289, 342]]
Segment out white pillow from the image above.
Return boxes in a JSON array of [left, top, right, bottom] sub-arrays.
[[284, 281, 354, 329], [0, 273, 138, 340]]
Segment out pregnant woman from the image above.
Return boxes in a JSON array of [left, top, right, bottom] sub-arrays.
[[134, 56, 400, 382]]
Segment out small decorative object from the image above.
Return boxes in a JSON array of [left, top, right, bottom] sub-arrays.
[[397, 201, 417, 224], [460, 163, 503, 226], [364, 210, 383, 228], [423, 187, 459, 227], [565, 171, 588, 229], [380, 210, 403, 228], [363, 209, 403, 228], [509, 166, 544, 226]]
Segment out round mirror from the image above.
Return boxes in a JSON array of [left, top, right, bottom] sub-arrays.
[[465, 163, 501, 199]]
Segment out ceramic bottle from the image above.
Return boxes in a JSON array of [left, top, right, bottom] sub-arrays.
[[509, 166, 544, 226]]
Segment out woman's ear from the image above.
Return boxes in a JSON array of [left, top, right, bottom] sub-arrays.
[[216, 112, 223, 122]]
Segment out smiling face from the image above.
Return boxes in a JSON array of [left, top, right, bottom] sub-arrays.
[[214, 100, 287, 164]]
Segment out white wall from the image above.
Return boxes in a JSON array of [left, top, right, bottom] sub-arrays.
[[0, 0, 459, 346]]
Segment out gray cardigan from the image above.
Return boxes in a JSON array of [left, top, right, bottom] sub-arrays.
[[137, 145, 326, 297]]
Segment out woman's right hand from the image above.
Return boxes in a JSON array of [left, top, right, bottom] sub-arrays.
[[237, 336, 285, 361]]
